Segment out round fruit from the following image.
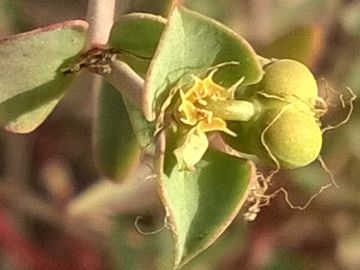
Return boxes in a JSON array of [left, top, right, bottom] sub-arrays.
[[260, 106, 322, 168], [256, 59, 318, 106], [225, 106, 322, 169], [224, 59, 322, 169]]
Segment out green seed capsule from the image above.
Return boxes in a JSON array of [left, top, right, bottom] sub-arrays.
[[261, 106, 322, 168], [226, 105, 322, 169], [225, 59, 322, 169], [256, 59, 318, 105]]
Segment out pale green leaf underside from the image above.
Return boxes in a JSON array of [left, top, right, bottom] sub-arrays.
[[0, 20, 88, 132], [144, 7, 263, 121], [108, 13, 166, 150], [157, 130, 252, 268]]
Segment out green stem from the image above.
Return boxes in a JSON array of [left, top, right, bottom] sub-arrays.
[[206, 100, 257, 121]]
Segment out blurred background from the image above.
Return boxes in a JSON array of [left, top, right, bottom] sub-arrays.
[[0, 0, 359, 269]]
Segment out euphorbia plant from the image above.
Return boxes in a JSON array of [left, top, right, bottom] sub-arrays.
[[0, 2, 351, 269]]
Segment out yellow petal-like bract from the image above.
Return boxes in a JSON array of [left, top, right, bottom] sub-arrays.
[[162, 69, 240, 170]]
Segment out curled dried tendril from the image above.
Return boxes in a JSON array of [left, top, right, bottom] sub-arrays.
[[156, 67, 244, 170], [258, 90, 326, 120], [244, 156, 336, 222], [321, 86, 356, 133], [317, 79, 356, 132], [134, 215, 169, 236], [244, 122, 345, 222], [244, 171, 272, 221]]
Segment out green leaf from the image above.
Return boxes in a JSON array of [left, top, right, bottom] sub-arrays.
[[144, 7, 263, 121], [108, 13, 166, 151], [110, 13, 166, 59], [0, 20, 88, 133], [259, 25, 323, 67], [109, 13, 166, 77], [180, 219, 248, 270], [156, 129, 253, 268], [95, 81, 141, 181], [123, 0, 172, 18]]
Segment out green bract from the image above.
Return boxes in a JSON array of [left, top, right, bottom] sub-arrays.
[[226, 59, 322, 169]]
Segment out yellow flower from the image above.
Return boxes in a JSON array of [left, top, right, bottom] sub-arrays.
[[168, 69, 241, 170]]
